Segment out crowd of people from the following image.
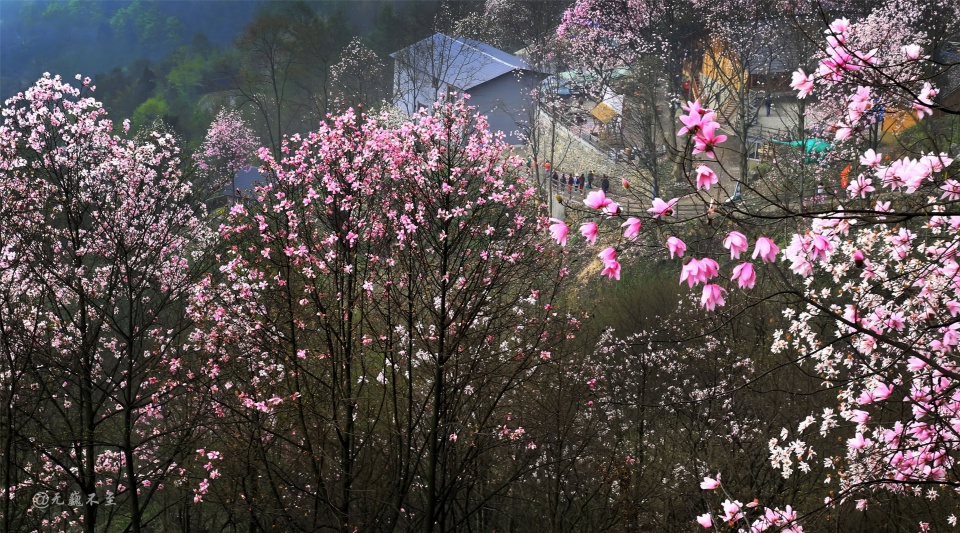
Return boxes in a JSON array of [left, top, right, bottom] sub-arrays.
[[550, 170, 612, 196]]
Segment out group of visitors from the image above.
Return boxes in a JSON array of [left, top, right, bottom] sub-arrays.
[[550, 170, 611, 196]]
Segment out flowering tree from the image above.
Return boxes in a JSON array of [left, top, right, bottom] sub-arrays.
[[330, 37, 389, 110], [765, 13, 960, 526], [188, 97, 568, 531], [587, 316, 822, 531], [0, 73, 215, 533], [194, 108, 258, 195], [552, 1, 960, 528]]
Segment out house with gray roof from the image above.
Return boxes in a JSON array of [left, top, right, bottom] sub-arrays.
[[390, 33, 546, 145]]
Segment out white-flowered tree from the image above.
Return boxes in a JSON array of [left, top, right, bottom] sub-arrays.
[[0, 73, 216, 533]]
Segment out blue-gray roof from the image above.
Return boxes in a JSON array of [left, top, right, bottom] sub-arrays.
[[391, 33, 536, 91], [226, 167, 265, 197]]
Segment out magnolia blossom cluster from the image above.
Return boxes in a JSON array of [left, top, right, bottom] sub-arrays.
[[673, 233, 778, 310], [188, 95, 555, 491], [789, 15, 939, 140], [844, 149, 953, 200], [697, 474, 803, 532], [545, 94, 781, 310], [181, 97, 566, 526], [550, 190, 634, 280], [194, 108, 258, 185], [556, 0, 658, 78], [677, 100, 727, 159], [552, 5, 960, 527], [766, 17, 960, 517], [773, 194, 960, 496], [550, 96, 780, 311]]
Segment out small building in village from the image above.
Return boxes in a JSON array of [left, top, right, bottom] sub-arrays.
[[391, 33, 547, 145]]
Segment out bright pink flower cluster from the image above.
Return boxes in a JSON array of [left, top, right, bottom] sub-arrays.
[[697, 474, 802, 532], [678, 100, 727, 159], [598, 247, 621, 280]]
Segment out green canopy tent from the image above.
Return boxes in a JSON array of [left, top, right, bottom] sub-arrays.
[[772, 138, 833, 162]]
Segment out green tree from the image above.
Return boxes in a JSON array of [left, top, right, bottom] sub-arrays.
[[130, 95, 169, 133]]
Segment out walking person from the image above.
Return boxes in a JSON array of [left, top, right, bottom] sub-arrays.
[[587, 171, 594, 190], [600, 175, 610, 193], [565, 173, 572, 195], [578, 173, 585, 195]]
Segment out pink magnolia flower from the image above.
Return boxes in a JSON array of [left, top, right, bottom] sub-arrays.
[[700, 476, 720, 490], [848, 86, 872, 122], [693, 121, 727, 158], [731, 262, 756, 289], [948, 301, 960, 316], [696, 514, 713, 528], [604, 201, 620, 216], [548, 218, 568, 246], [677, 100, 715, 136], [752, 237, 779, 263], [810, 234, 834, 261], [621, 217, 642, 240], [860, 149, 882, 167], [723, 231, 748, 259], [848, 432, 870, 450], [701, 283, 727, 310], [834, 123, 853, 141], [873, 381, 894, 400], [850, 409, 870, 424], [580, 222, 598, 244], [852, 249, 865, 266], [915, 82, 938, 119], [648, 197, 678, 218], [860, 48, 878, 66], [666, 236, 686, 259], [903, 44, 922, 60], [780, 505, 798, 524], [720, 499, 743, 522], [677, 110, 702, 136], [847, 175, 875, 199], [598, 247, 617, 263], [584, 190, 612, 210], [694, 165, 718, 190], [859, 382, 893, 404], [791, 69, 815, 98], [920, 152, 954, 173], [680, 258, 720, 288], [926, 184, 951, 208], [819, 40, 860, 80], [598, 248, 620, 279], [828, 17, 851, 35], [583, 190, 619, 215], [600, 259, 621, 280]]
